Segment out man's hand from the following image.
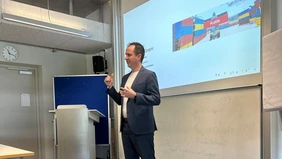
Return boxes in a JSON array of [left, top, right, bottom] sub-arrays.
[[120, 86, 136, 98], [104, 74, 114, 88]]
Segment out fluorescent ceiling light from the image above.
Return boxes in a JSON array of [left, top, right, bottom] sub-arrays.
[[2, 13, 91, 37]]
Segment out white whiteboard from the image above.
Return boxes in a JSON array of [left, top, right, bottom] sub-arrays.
[[154, 87, 261, 159]]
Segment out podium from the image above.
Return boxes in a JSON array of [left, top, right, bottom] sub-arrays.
[[49, 105, 105, 159]]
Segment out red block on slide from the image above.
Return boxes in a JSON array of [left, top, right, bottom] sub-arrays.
[[204, 13, 228, 29], [180, 34, 193, 47], [193, 33, 206, 45], [182, 18, 194, 26], [255, 1, 260, 8]]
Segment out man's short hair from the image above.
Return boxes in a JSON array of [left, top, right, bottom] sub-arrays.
[[127, 42, 145, 62]]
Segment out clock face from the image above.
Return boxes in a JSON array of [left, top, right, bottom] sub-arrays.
[[1, 46, 19, 61]]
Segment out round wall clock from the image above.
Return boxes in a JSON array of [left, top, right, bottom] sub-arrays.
[[1, 46, 19, 61]]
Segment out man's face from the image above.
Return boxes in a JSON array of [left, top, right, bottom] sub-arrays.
[[125, 45, 141, 69]]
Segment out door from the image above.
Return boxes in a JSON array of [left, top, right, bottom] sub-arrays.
[[0, 65, 39, 159]]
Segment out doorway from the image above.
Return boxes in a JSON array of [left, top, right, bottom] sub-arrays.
[[0, 64, 40, 159]]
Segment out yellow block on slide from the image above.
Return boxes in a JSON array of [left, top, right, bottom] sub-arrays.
[[194, 24, 204, 31], [255, 18, 261, 26], [239, 13, 249, 19], [180, 42, 193, 49], [250, 18, 261, 27]]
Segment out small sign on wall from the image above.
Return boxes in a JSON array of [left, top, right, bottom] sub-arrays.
[[21, 93, 30, 106]]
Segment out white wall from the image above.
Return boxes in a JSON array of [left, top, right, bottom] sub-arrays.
[[86, 9, 100, 22], [277, 0, 282, 29], [277, 112, 282, 158], [86, 1, 112, 25], [269, 0, 282, 158], [121, 0, 148, 14], [0, 41, 87, 159], [85, 1, 113, 75], [271, 111, 282, 159], [274, 0, 282, 154]]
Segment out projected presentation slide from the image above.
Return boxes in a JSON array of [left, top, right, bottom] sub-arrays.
[[123, 0, 261, 90]]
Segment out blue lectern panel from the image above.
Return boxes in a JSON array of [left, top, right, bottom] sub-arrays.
[[54, 75, 109, 144]]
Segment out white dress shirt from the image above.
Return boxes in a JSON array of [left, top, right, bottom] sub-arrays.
[[122, 71, 139, 118]]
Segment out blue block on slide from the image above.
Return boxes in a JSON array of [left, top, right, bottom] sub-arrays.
[[229, 15, 238, 21], [194, 29, 207, 38], [181, 26, 194, 35], [194, 18, 204, 24], [251, 11, 260, 18], [173, 33, 181, 40], [239, 16, 250, 23], [239, 9, 250, 16], [219, 24, 230, 30], [173, 21, 182, 31], [173, 22, 182, 39], [254, 8, 261, 17]]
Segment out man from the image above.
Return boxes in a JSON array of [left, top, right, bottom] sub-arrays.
[[104, 42, 161, 159]]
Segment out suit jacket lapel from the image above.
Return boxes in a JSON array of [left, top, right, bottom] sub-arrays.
[[131, 66, 144, 90], [122, 73, 130, 87]]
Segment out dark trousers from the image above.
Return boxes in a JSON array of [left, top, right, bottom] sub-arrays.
[[122, 122, 155, 159]]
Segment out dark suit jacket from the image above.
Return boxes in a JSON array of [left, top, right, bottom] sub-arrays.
[[107, 66, 161, 135]]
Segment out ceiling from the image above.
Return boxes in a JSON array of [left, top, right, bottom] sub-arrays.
[[12, 0, 110, 18], [0, 0, 112, 54], [0, 22, 111, 54]]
